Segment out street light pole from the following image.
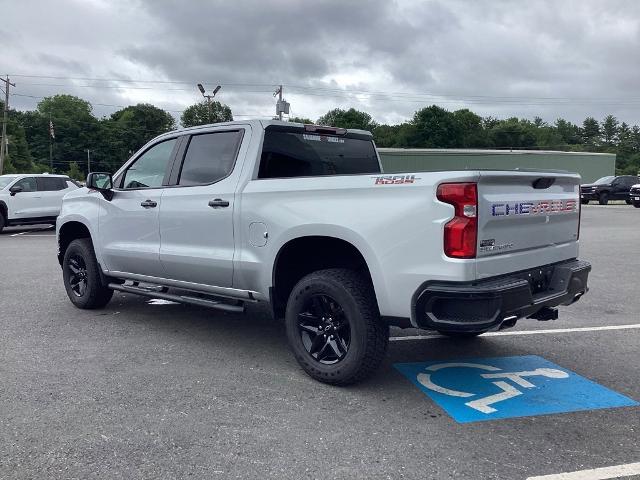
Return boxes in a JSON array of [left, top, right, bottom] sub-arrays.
[[197, 84, 221, 124], [86, 149, 91, 174]]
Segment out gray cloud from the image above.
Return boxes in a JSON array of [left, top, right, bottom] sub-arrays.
[[3, 0, 640, 125]]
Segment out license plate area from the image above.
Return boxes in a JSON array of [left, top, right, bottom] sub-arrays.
[[514, 266, 555, 295]]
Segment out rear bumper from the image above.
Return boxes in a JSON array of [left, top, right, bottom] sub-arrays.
[[412, 259, 591, 332]]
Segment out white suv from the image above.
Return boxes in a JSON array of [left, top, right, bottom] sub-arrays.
[[0, 174, 79, 233]]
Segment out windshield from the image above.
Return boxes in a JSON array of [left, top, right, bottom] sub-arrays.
[[0, 176, 18, 189], [593, 176, 615, 185]]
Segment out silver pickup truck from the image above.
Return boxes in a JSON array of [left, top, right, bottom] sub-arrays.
[[56, 120, 591, 385]]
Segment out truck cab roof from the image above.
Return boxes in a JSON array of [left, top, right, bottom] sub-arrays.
[[158, 119, 373, 140]]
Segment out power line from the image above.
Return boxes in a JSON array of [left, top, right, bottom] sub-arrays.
[[10, 73, 640, 103]]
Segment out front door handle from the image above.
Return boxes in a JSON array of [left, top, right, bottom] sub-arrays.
[[208, 198, 230, 208], [140, 199, 157, 208]]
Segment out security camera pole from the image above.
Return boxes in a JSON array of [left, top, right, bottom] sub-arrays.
[[273, 85, 290, 121], [197, 83, 221, 123]]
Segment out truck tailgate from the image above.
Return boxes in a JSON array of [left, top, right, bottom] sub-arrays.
[[476, 171, 580, 279]]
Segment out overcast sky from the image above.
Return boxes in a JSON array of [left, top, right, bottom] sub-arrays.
[[2, 0, 640, 126]]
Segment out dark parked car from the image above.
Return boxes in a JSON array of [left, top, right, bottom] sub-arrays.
[[630, 183, 640, 208], [580, 175, 640, 205]]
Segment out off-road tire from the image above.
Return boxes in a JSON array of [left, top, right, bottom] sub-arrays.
[[580, 199, 589, 205], [633, 202, 640, 208], [625, 199, 632, 205], [0, 210, 5, 233], [598, 192, 609, 205], [285, 268, 388, 386], [63, 238, 113, 309]]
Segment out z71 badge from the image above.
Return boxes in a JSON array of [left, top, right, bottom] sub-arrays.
[[373, 175, 419, 185]]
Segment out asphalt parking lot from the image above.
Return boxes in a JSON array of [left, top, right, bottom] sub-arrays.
[[1, 205, 638, 480]]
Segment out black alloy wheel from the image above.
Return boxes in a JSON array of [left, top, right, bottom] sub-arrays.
[[285, 268, 388, 385], [62, 238, 113, 309], [297, 294, 351, 365], [67, 254, 89, 297]]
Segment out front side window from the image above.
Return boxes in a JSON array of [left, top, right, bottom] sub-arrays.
[[594, 176, 615, 185], [122, 138, 177, 189], [14, 177, 37, 192], [258, 129, 380, 179], [179, 131, 243, 186]]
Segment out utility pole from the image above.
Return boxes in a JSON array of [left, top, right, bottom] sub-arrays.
[[86, 149, 91, 174], [197, 84, 221, 124], [0, 75, 16, 175], [49, 113, 53, 171], [275, 85, 283, 121], [273, 85, 289, 121]]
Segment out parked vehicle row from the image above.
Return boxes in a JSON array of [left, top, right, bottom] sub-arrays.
[[0, 174, 79, 233], [2, 171, 637, 236], [580, 175, 640, 205]]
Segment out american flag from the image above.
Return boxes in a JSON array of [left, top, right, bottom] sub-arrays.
[[49, 120, 55, 139]]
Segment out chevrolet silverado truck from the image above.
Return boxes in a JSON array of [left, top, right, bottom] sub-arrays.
[[56, 120, 591, 385]]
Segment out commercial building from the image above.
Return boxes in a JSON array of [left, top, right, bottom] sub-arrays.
[[377, 149, 615, 183]]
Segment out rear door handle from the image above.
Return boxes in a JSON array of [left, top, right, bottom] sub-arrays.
[[140, 200, 157, 208], [208, 198, 230, 208]]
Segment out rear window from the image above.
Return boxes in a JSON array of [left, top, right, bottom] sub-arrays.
[[258, 129, 380, 179]]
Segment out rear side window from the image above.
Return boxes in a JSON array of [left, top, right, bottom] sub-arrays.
[[178, 131, 243, 186], [624, 176, 640, 186], [258, 130, 380, 179], [37, 177, 67, 191]]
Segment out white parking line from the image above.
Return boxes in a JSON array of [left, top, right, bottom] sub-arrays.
[[8, 229, 55, 237], [526, 461, 640, 480], [389, 324, 640, 342], [17, 234, 56, 237]]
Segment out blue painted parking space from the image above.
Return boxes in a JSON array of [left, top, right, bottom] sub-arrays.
[[395, 355, 638, 423]]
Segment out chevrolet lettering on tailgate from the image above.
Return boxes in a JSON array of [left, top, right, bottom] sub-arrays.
[[491, 199, 577, 217]]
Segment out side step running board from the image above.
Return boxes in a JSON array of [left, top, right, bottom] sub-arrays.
[[108, 283, 245, 313]]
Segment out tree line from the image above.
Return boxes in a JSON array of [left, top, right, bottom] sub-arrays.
[[1, 94, 639, 179]]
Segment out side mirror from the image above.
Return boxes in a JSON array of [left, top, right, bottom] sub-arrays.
[[87, 172, 114, 200], [9, 185, 23, 196]]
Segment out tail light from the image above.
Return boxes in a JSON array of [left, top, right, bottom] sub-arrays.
[[437, 183, 478, 258], [577, 186, 581, 241]]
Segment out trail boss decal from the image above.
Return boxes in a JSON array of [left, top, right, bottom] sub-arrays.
[[491, 199, 577, 217], [373, 175, 419, 185]]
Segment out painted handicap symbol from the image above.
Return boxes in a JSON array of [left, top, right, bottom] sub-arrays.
[[394, 355, 638, 423], [416, 362, 569, 414]]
